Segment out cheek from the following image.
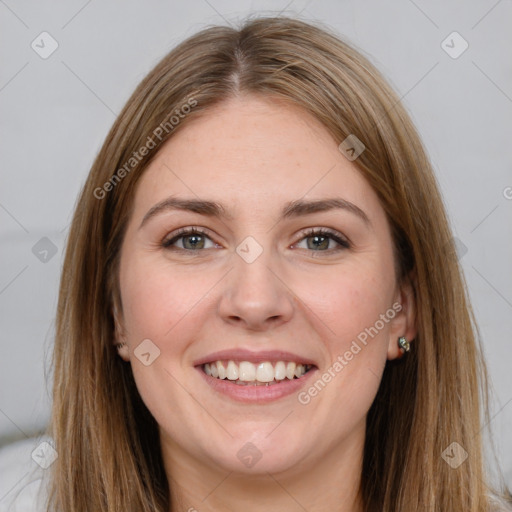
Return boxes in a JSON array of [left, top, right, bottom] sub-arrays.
[[119, 255, 215, 343], [295, 252, 395, 414], [305, 258, 395, 351], [118, 257, 210, 439]]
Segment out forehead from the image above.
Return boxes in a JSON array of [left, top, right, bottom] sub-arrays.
[[132, 95, 381, 222]]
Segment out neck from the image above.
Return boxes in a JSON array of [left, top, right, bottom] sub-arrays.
[[161, 424, 366, 512]]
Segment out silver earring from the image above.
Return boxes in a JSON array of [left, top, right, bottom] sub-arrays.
[[398, 336, 410, 353]]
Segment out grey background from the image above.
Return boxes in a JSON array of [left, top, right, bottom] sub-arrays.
[[0, 0, 511, 486]]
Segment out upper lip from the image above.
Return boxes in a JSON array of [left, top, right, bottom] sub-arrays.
[[193, 348, 318, 367]]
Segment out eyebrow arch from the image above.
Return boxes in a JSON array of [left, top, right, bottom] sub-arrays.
[[140, 197, 233, 229], [139, 196, 370, 229], [281, 198, 370, 225]]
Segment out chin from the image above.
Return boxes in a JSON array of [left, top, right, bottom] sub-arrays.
[[196, 428, 310, 475]]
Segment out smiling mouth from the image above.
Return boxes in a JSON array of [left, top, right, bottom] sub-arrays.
[[202, 360, 314, 386]]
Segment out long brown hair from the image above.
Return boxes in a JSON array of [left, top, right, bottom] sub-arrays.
[[48, 16, 509, 511]]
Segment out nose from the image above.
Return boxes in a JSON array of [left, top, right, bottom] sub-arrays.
[[217, 248, 295, 332]]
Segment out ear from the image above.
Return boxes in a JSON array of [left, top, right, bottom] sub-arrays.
[[387, 271, 417, 360], [112, 303, 130, 362]]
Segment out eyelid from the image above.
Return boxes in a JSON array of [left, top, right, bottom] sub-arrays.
[[294, 227, 351, 250], [299, 226, 350, 242], [162, 226, 218, 249]]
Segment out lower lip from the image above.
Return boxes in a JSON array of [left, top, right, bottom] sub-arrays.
[[196, 366, 318, 403]]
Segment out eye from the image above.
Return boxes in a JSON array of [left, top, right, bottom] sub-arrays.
[[162, 227, 350, 253], [162, 227, 218, 251], [293, 228, 350, 252]]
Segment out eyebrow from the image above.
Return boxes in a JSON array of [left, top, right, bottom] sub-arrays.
[[139, 196, 370, 229]]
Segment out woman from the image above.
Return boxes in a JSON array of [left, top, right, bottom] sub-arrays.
[[45, 16, 510, 512]]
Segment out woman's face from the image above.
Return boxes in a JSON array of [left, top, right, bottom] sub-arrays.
[[115, 95, 415, 478]]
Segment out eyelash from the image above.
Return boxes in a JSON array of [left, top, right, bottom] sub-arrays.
[[162, 227, 212, 251], [161, 227, 351, 254], [299, 228, 351, 252]]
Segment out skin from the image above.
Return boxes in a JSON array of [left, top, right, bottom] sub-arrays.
[[114, 95, 416, 512]]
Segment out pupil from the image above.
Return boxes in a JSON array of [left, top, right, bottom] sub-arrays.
[[309, 235, 328, 250], [185, 235, 204, 249]]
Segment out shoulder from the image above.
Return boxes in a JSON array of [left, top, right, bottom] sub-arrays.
[[0, 437, 51, 512]]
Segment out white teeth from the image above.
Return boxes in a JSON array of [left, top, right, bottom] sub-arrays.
[[274, 361, 286, 380], [239, 361, 256, 381], [286, 362, 296, 380], [203, 359, 311, 383], [256, 362, 274, 383], [216, 361, 226, 379], [226, 360, 239, 380]]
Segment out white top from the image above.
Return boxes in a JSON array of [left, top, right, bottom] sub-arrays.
[[0, 438, 49, 512]]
